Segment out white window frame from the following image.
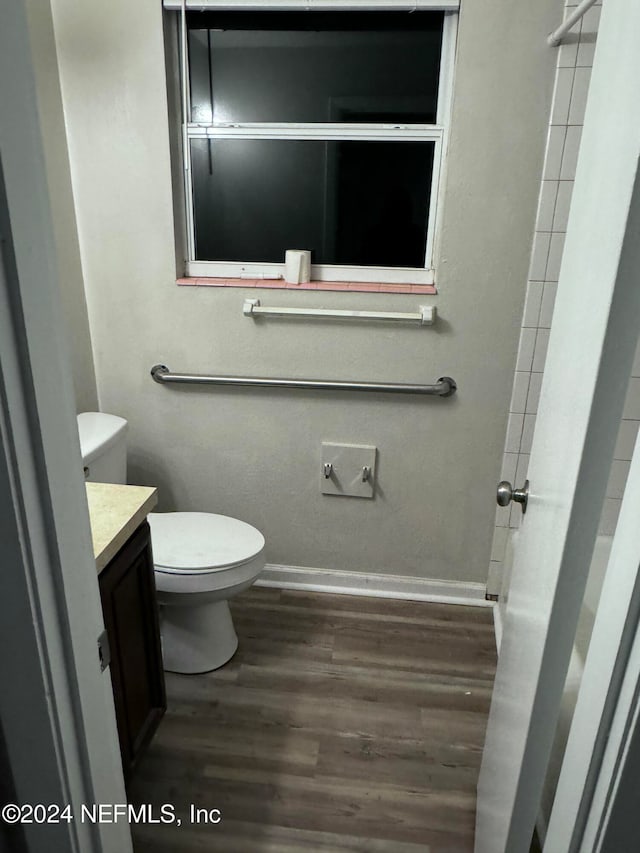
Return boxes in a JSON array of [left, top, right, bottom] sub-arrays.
[[174, 1, 458, 285]]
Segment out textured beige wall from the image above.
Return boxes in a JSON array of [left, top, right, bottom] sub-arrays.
[[50, 0, 560, 583], [24, 0, 98, 414]]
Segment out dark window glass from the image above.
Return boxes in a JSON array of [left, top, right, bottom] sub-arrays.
[[188, 12, 443, 125], [191, 139, 434, 267]]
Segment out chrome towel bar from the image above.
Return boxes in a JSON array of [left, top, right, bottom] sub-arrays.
[[151, 364, 457, 397], [243, 298, 436, 326]]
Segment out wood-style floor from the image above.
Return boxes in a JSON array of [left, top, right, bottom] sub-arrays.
[[129, 587, 497, 852]]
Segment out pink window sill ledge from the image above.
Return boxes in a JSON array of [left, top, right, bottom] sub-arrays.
[[176, 277, 437, 295]]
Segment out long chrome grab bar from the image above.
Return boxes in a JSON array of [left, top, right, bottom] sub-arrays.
[[243, 298, 436, 326], [151, 364, 457, 397]]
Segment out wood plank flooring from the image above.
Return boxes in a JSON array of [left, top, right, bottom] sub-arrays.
[[129, 587, 496, 852]]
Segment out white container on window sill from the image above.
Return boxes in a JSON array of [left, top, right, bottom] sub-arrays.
[[284, 250, 311, 284]]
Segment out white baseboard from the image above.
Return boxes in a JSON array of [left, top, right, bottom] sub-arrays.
[[255, 564, 491, 608]]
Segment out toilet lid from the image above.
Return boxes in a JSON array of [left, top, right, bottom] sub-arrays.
[[148, 512, 265, 573]]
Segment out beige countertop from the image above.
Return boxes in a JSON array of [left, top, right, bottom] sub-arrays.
[[86, 483, 158, 573]]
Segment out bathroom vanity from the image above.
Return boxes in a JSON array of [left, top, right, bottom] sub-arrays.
[[86, 483, 165, 782]]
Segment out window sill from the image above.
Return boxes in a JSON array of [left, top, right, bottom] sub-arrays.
[[176, 277, 437, 295]]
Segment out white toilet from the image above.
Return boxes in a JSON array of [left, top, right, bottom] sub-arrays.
[[77, 412, 265, 673]]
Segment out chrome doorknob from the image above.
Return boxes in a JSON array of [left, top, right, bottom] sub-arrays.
[[496, 479, 529, 514]]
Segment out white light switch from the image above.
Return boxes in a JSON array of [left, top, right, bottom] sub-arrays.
[[320, 443, 377, 498]]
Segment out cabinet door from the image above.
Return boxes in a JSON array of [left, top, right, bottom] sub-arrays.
[[99, 521, 166, 780]]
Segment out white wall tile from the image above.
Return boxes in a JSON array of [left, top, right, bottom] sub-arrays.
[[599, 498, 621, 536], [552, 181, 573, 232], [577, 6, 600, 67], [560, 126, 582, 180], [510, 371, 531, 414], [516, 328, 537, 372], [526, 371, 544, 414], [623, 378, 640, 420], [490, 0, 602, 587], [491, 526, 509, 563], [515, 453, 530, 484], [486, 561, 503, 596], [558, 40, 579, 70], [551, 67, 575, 125], [522, 281, 544, 327], [495, 501, 511, 528], [557, 19, 580, 69], [546, 233, 566, 282], [539, 283, 558, 328], [606, 459, 631, 500], [521, 414, 537, 454], [499, 457, 516, 526], [568, 67, 592, 124], [529, 232, 551, 280], [505, 413, 525, 453], [537, 181, 559, 232], [533, 328, 551, 373], [614, 420, 640, 461], [501, 452, 518, 483], [544, 126, 568, 180]]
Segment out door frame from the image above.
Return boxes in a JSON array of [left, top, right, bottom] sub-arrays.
[[0, 3, 132, 852], [546, 382, 640, 849], [537, 1, 640, 846], [476, 0, 640, 847]]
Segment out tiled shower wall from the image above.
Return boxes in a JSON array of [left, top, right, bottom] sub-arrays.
[[487, 1, 640, 595]]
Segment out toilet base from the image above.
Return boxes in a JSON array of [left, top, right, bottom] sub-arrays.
[[160, 599, 239, 673]]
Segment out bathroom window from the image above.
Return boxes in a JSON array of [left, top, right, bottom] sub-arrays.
[[170, 3, 458, 285]]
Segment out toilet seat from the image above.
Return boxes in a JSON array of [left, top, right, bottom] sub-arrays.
[[148, 512, 266, 597], [149, 512, 265, 573]]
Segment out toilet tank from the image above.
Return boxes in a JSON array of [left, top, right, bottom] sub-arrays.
[[77, 412, 128, 484]]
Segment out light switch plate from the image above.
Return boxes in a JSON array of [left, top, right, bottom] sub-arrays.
[[320, 442, 377, 498]]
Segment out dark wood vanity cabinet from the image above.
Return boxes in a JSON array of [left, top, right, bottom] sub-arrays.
[[98, 521, 165, 782]]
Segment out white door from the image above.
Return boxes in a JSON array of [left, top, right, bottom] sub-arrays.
[[475, 2, 640, 851]]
